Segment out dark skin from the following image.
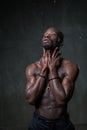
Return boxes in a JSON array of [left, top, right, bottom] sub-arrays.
[[25, 27, 79, 119]]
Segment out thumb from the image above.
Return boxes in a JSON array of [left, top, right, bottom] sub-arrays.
[[43, 48, 45, 57]]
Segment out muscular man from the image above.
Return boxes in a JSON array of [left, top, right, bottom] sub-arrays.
[[25, 27, 79, 130]]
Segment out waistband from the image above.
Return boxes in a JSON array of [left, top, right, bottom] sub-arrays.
[[33, 111, 69, 123]]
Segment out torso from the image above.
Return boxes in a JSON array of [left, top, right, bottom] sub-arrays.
[[34, 58, 68, 119]]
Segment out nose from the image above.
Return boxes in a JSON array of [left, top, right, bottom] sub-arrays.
[[45, 34, 48, 38], [43, 34, 50, 39]]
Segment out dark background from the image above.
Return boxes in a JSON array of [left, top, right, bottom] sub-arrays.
[[0, 0, 87, 130]]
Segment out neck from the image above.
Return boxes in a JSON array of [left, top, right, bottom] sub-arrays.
[[49, 49, 54, 56]]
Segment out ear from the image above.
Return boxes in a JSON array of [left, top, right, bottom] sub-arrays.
[[58, 31, 64, 47], [60, 41, 64, 47], [57, 37, 64, 47]]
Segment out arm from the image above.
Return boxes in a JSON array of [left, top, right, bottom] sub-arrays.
[[25, 49, 48, 105], [49, 63, 79, 105], [48, 48, 79, 105], [49, 67, 66, 105], [25, 64, 48, 105], [61, 63, 79, 101]]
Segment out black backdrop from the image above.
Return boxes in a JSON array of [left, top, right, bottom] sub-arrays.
[[0, 0, 87, 130]]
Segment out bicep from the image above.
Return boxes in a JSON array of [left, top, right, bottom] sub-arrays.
[[62, 76, 74, 99], [26, 75, 36, 90], [62, 63, 79, 98], [25, 66, 36, 90]]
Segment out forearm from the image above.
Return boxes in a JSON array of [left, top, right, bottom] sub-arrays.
[[26, 67, 48, 104], [35, 66, 48, 94], [49, 68, 66, 104]]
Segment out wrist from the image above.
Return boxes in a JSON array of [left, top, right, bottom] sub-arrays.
[[49, 76, 60, 81], [40, 67, 48, 77], [49, 68, 58, 80], [49, 67, 58, 73], [38, 74, 46, 80]]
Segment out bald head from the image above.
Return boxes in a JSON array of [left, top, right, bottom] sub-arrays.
[[45, 27, 58, 34], [42, 27, 64, 50]]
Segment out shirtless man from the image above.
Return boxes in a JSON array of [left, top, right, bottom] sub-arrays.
[[25, 27, 79, 130]]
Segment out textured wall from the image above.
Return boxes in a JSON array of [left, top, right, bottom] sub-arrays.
[[0, 0, 87, 130]]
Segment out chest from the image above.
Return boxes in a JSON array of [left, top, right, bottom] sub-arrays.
[[36, 67, 65, 82], [35, 66, 66, 95]]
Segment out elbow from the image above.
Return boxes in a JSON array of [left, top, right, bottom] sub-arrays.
[[60, 91, 67, 101], [25, 92, 35, 105], [57, 93, 67, 106], [25, 86, 36, 105]]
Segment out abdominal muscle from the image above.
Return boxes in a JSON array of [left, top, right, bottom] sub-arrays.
[[35, 85, 67, 119]]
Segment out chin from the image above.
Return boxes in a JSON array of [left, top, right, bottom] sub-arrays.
[[43, 45, 51, 50], [43, 45, 57, 50]]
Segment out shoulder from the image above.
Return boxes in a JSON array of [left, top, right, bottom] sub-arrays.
[[25, 61, 40, 76], [62, 59, 79, 79], [62, 59, 79, 70]]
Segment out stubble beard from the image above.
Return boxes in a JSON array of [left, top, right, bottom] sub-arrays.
[[42, 43, 62, 58], [43, 43, 59, 51]]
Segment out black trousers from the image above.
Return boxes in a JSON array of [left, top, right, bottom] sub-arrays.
[[28, 112, 75, 130]]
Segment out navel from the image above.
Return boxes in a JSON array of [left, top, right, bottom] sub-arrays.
[[47, 86, 50, 91]]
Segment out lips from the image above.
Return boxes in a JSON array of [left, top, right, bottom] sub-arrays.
[[42, 38, 50, 43]]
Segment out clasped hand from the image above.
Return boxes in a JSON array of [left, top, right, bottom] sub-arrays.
[[42, 47, 61, 70]]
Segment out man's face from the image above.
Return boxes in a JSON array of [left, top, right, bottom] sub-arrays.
[[42, 28, 58, 50]]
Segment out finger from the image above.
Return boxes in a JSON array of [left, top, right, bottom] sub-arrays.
[[48, 52, 51, 65], [52, 47, 58, 57], [48, 51, 51, 60], [43, 48, 46, 57], [55, 51, 61, 59], [55, 58, 60, 65], [56, 56, 61, 63], [43, 48, 45, 56], [52, 50, 59, 58], [54, 51, 59, 58], [54, 48, 61, 57]]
